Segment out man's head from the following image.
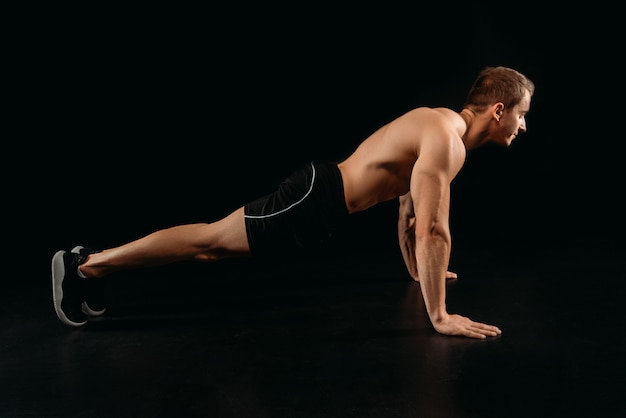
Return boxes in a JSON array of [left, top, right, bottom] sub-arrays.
[[465, 66, 535, 147]]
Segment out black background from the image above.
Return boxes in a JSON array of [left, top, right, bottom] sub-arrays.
[[9, 4, 623, 286], [5, 7, 626, 416]]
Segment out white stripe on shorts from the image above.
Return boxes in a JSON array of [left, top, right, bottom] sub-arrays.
[[243, 162, 316, 219]]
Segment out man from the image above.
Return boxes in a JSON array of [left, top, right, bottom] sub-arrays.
[[52, 66, 534, 339]]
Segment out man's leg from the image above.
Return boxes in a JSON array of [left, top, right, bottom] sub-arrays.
[[52, 207, 250, 326], [79, 207, 250, 278]]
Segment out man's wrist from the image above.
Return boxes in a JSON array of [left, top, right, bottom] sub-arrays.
[[428, 309, 448, 323]]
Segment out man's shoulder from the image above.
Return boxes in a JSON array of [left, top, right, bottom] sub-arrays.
[[398, 107, 458, 125]]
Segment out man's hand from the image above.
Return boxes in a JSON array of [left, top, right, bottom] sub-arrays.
[[412, 270, 457, 283], [445, 271, 457, 280], [432, 313, 502, 339]]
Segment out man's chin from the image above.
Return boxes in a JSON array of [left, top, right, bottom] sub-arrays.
[[504, 136, 516, 147]]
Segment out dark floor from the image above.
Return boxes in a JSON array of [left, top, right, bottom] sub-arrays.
[[2, 240, 625, 418]]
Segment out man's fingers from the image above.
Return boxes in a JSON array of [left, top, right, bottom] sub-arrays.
[[464, 327, 500, 339], [465, 330, 488, 339], [469, 322, 502, 337]]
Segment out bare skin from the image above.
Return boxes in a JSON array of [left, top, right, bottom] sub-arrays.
[[77, 89, 531, 340]]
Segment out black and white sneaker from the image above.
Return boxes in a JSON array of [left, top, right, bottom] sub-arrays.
[[71, 246, 106, 317], [51, 249, 88, 327]]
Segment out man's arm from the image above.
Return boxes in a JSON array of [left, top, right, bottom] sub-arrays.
[[398, 192, 457, 282], [398, 192, 419, 281], [410, 139, 501, 339]]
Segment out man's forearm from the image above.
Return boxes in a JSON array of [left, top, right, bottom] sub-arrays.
[[415, 235, 450, 322], [398, 193, 418, 280], [398, 219, 418, 280]]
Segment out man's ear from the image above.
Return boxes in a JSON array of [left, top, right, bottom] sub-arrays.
[[493, 103, 505, 120]]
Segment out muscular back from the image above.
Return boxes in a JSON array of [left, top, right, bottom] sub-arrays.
[[337, 107, 467, 213]]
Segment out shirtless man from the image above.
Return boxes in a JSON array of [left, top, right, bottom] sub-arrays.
[[52, 66, 534, 339]]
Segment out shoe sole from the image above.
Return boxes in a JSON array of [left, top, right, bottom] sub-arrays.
[[71, 246, 106, 316], [51, 250, 87, 327]]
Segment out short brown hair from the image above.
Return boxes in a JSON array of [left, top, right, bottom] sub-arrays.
[[463, 66, 535, 112]]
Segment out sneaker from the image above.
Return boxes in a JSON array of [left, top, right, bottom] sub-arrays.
[[71, 246, 106, 317], [51, 249, 87, 327]]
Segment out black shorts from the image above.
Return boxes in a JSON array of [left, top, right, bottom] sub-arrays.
[[244, 161, 349, 256]]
